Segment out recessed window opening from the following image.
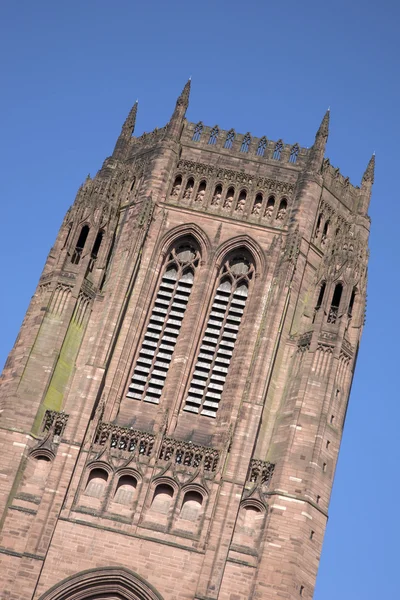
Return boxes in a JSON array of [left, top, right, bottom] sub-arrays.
[[327, 283, 343, 324], [180, 490, 203, 521], [276, 199, 287, 221], [171, 175, 182, 197], [348, 288, 356, 317], [113, 475, 137, 505], [71, 225, 89, 265], [151, 483, 174, 514], [91, 230, 104, 260], [127, 240, 199, 403], [184, 251, 254, 418], [273, 140, 283, 160], [240, 133, 251, 153], [289, 144, 299, 163], [315, 214, 323, 238], [85, 468, 108, 498]]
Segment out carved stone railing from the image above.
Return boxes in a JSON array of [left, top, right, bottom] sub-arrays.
[[42, 410, 69, 438], [158, 437, 220, 473], [93, 422, 155, 457], [248, 459, 275, 487]]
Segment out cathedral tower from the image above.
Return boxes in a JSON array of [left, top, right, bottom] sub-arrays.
[[0, 83, 372, 600]]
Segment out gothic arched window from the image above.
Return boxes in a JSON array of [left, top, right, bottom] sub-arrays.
[[71, 225, 89, 265], [127, 240, 200, 403], [273, 140, 283, 160], [264, 195, 275, 219], [224, 130, 235, 149], [240, 133, 251, 153], [180, 490, 203, 521], [327, 283, 343, 324], [151, 483, 174, 514], [192, 122, 203, 142], [289, 144, 299, 163], [184, 251, 254, 417], [276, 199, 287, 221], [256, 137, 267, 156], [208, 126, 219, 145]]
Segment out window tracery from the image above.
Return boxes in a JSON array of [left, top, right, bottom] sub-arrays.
[[208, 126, 219, 145], [127, 241, 200, 403], [192, 122, 203, 142], [184, 251, 254, 417], [273, 140, 283, 160], [224, 129, 235, 149], [289, 143, 299, 163], [256, 137, 267, 156], [240, 133, 251, 153]]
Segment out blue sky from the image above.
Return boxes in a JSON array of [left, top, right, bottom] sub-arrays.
[[0, 1, 397, 597]]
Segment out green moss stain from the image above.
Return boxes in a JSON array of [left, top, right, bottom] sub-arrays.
[[32, 319, 85, 435]]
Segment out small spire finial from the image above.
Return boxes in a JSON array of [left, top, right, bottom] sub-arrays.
[[176, 78, 191, 108], [317, 109, 330, 138], [362, 153, 375, 185], [120, 100, 138, 138]]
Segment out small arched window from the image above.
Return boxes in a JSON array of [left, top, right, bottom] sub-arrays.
[[276, 199, 287, 221], [151, 483, 174, 514], [252, 193, 263, 215], [183, 177, 194, 200], [240, 133, 251, 153], [85, 468, 108, 498], [32, 454, 51, 483], [192, 122, 203, 142], [321, 220, 330, 246], [224, 130, 235, 149], [184, 251, 254, 417], [328, 283, 343, 324], [256, 137, 267, 157], [264, 195, 275, 219], [113, 475, 137, 505], [91, 230, 104, 260], [273, 140, 283, 160], [223, 187, 235, 210], [171, 175, 182, 198], [180, 491, 203, 521], [348, 287, 357, 317], [208, 126, 219, 145], [211, 184, 223, 206], [289, 144, 299, 163], [315, 213, 323, 238], [242, 504, 263, 533], [236, 190, 247, 213], [313, 282, 326, 322], [194, 180, 207, 204], [71, 225, 89, 265]]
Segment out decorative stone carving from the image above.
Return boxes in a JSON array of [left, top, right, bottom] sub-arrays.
[[248, 459, 275, 487], [158, 437, 219, 473]]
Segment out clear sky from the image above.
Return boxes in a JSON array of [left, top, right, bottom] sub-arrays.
[[0, 1, 396, 597]]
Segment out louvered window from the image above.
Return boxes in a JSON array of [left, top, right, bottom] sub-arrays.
[[184, 253, 254, 417], [127, 242, 199, 403]]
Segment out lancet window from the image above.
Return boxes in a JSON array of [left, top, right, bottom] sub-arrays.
[[127, 240, 200, 403], [192, 122, 203, 142], [240, 133, 251, 153], [71, 224, 89, 265], [224, 130, 235, 149], [273, 140, 283, 160], [184, 251, 254, 418], [289, 144, 299, 163], [327, 283, 343, 324], [208, 126, 219, 145], [256, 137, 267, 156]]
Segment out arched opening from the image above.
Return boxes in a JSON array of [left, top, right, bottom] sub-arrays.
[[179, 490, 203, 521], [273, 140, 283, 160], [211, 184, 223, 206], [256, 137, 267, 157], [313, 282, 326, 322], [240, 133, 251, 153], [252, 193, 263, 215], [223, 186, 235, 210], [113, 474, 137, 505], [71, 225, 89, 265], [348, 287, 357, 317], [264, 195, 275, 219], [276, 198, 287, 221], [208, 126, 219, 145], [327, 283, 343, 324], [224, 130, 235, 149], [183, 177, 194, 200], [195, 180, 207, 204], [322, 220, 330, 246], [151, 483, 174, 514], [192, 122, 203, 142], [315, 213, 323, 238], [89, 230, 104, 271], [85, 468, 108, 498], [171, 175, 182, 197], [242, 504, 262, 532], [236, 190, 247, 213]]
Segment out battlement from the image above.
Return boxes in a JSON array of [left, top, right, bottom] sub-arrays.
[[182, 121, 310, 169], [322, 158, 360, 208]]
